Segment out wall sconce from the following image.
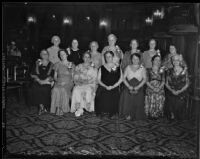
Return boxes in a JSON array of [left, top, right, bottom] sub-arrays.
[[145, 17, 153, 25], [63, 17, 72, 25], [86, 16, 90, 21], [153, 9, 164, 19], [27, 16, 36, 23], [99, 19, 108, 27]]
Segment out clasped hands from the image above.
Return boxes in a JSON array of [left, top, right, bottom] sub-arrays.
[[105, 85, 115, 90], [37, 77, 53, 85], [128, 86, 139, 94]]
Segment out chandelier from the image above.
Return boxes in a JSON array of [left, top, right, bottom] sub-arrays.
[[145, 17, 153, 25]]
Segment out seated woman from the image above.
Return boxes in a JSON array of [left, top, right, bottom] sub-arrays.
[[29, 49, 53, 115], [50, 50, 75, 116], [71, 52, 98, 117], [119, 53, 146, 120], [145, 55, 165, 119], [95, 51, 123, 118], [162, 44, 187, 73], [165, 54, 189, 121]]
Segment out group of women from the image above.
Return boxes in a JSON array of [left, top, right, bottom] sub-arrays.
[[28, 34, 189, 121]]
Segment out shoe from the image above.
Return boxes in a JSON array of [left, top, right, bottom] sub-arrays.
[[126, 116, 131, 120]]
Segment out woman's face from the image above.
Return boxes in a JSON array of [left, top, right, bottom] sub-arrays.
[[52, 38, 60, 46], [153, 56, 161, 67], [90, 42, 98, 52], [130, 40, 138, 50], [108, 36, 116, 46], [83, 53, 91, 64], [149, 40, 156, 50], [72, 40, 79, 49], [40, 51, 49, 60], [169, 45, 176, 54], [172, 56, 180, 67], [60, 51, 67, 61], [105, 53, 113, 63], [132, 55, 140, 65]]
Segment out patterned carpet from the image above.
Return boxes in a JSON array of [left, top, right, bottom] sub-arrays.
[[4, 97, 197, 158]]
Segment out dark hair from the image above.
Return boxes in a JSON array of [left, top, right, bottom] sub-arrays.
[[151, 55, 161, 63], [130, 53, 141, 62], [58, 49, 68, 60], [83, 51, 91, 59], [104, 51, 114, 63]]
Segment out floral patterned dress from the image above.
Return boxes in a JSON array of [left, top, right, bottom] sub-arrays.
[[162, 53, 187, 71], [71, 63, 98, 116], [145, 69, 165, 118], [165, 68, 189, 120]]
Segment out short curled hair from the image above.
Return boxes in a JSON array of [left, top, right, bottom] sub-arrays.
[[130, 53, 141, 63], [149, 38, 157, 45], [108, 34, 117, 41], [130, 39, 139, 46], [58, 49, 68, 60], [104, 51, 114, 63], [151, 54, 161, 63], [83, 51, 91, 59], [51, 35, 61, 44], [89, 41, 99, 49], [40, 49, 48, 56]]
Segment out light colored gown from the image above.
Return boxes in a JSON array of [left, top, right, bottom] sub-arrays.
[[50, 62, 74, 115], [71, 63, 98, 116]]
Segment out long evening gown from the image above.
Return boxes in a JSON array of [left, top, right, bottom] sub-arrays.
[[28, 62, 53, 111], [95, 65, 121, 117], [119, 65, 146, 120], [50, 62, 74, 115]]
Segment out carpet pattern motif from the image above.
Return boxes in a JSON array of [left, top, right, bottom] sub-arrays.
[[5, 98, 197, 158]]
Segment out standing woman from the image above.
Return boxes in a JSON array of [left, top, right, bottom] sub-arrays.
[[102, 34, 123, 66], [89, 41, 102, 69], [67, 39, 83, 66], [121, 39, 141, 72], [47, 35, 61, 65], [119, 53, 146, 120], [145, 55, 165, 119], [95, 51, 123, 118], [142, 39, 160, 69], [29, 50, 54, 115], [71, 52, 98, 117], [165, 54, 189, 120], [50, 50, 75, 115]]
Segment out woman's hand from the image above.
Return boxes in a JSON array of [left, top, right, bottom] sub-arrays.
[[134, 86, 140, 91], [153, 87, 160, 92], [128, 85, 134, 91]]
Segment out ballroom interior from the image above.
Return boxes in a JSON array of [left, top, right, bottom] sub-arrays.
[[3, 2, 200, 159]]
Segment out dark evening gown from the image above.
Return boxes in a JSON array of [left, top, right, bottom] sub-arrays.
[[95, 65, 121, 117], [67, 49, 83, 66], [165, 68, 188, 120], [28, 62, 53, 111], [119, 66, 146, 120]]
